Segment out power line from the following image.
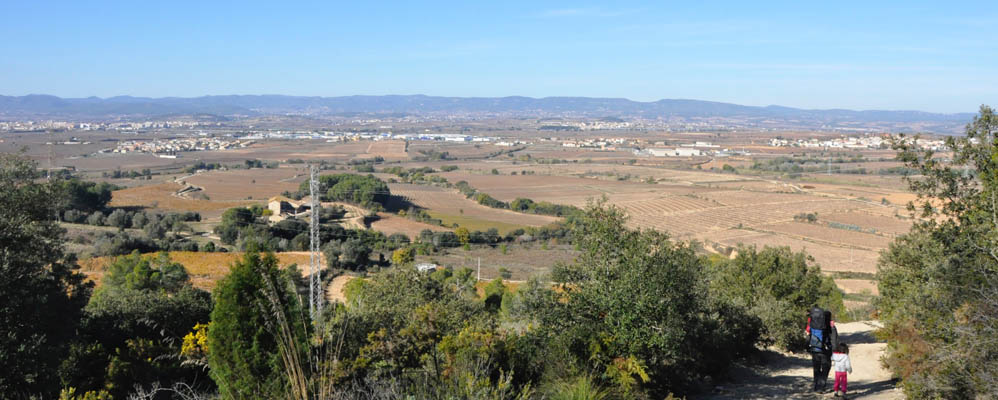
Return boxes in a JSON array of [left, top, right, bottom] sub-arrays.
[[309, 164, 324, 325]]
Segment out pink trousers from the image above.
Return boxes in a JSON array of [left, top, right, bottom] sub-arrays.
[[834, 371, 848, 393]]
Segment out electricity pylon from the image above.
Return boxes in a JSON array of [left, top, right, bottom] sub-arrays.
[[309, 164, 324, 324]]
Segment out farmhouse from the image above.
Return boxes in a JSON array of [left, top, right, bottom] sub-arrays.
[[267, 196, 310, 222], [415, 262, 439, 273]]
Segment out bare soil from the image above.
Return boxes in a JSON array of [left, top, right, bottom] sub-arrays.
[[696, 321, 902, 400]]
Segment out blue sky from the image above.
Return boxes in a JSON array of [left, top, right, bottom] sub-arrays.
[[1, 1, 995, 113]]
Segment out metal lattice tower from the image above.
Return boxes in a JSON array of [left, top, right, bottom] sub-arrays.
[[308, 164, 324, 323]]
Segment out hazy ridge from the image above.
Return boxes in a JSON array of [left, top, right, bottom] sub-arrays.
[[0, 94, 974, 133]]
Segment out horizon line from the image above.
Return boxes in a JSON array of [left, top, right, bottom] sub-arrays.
[[0, 93, 978, 115]]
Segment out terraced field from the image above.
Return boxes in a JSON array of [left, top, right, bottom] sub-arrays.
[[823, 211, 914, 236], [756, 221, 892, 249], [712, 230, 881, 273], [389, 183, 559, 228]]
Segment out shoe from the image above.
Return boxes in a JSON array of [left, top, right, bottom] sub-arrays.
[[834, 390, 841, 397]]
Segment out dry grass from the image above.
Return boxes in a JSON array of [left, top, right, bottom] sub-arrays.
[[714, 229, 881, 273], [836, 278, 880, 296], [184, 167, 306, 202], [364, 140, 408, 159], [109, 182, 255, 219], [823, 211, 913, 236], [414, 244, 577, 281], [370, 212, 451, 238], [79, 251, 319, 290], [756, 221, 892, 250], [390, 183, 559, 228]]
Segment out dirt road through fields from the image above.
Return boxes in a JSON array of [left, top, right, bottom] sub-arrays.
[[697, 321, 902, 399]]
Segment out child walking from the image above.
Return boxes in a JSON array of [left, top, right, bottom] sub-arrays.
[[831, 343, 853, 398]]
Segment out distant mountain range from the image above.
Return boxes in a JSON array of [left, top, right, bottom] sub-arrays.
[[0, 94, 975, 133]]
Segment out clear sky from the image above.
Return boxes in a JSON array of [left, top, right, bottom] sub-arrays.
[[1, 1, 995, 113]]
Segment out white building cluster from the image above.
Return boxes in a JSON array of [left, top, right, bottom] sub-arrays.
[[0, 119, 212, 132], [769, 135, 947, 151], [634, 141, 747, 157], [110, 137, 251, 155], [560, 137, 631, 149]]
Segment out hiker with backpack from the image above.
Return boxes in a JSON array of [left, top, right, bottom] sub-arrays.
[[805, 306, 838, 393]]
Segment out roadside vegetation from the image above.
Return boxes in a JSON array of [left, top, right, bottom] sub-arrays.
[[2, 151, 846, 398], [876, 106, 998, 398]]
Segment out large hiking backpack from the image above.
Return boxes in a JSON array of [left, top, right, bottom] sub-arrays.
[[808, 307, 833, 353]]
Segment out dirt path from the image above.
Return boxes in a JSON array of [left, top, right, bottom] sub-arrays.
[[326, 274, 354, 304], [697, 321, 903, 399]]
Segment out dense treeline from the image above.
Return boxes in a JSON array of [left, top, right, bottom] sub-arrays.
[[54, 178, 120, 213], [292, 173, 391, 210], [751, 155, 919, 176], [454, 180, 584, 218], [64, 207, 206, 256], [876, 106, 998, 398], [381, 166, 449, 185]]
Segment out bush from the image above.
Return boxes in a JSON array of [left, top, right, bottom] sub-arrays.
[[105, 209, 131, 229], [545, 200, 761, 396], [62, 252, 213, 398], [709, 246, 844, 351], [86, 211, 106, 226], [63, 209, 86, 223], [297, 174, 391, 210]]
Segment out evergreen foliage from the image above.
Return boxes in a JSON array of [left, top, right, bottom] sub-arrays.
[[208, 252, 308, 399], [878, 105, 998, 398], [0, 153, 92, 397]]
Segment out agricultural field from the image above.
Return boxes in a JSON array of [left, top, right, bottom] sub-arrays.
[[182, 167, 306, 202], [389, 183, 559, 229], [755, 221, 892, 249], [109, 181, 255, 219], [415, 244, 578, 281], [822, 211, 914, 236], [370, 212, 452, 237], [38, 131, 928, 313], [364, 140, 408, 159]]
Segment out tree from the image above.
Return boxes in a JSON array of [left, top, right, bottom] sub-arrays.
[[455, 227, 471, 245], [324, 238, 372, 271], [544, 199, 759, 396], [131, 211, 149, 229], [392, 247, 415, 265], [106, 209, 131, 229], [482, 278, 507, 312], [55, 178, 117, 213], [87, 210, 106, 226], [63, 252, 213, 398], [878, 105, 998, 398], [0, 153, 91, 397], [710, 245, 843, 350], [104, 251, 189, 292], [208, 252, 307, 400]]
